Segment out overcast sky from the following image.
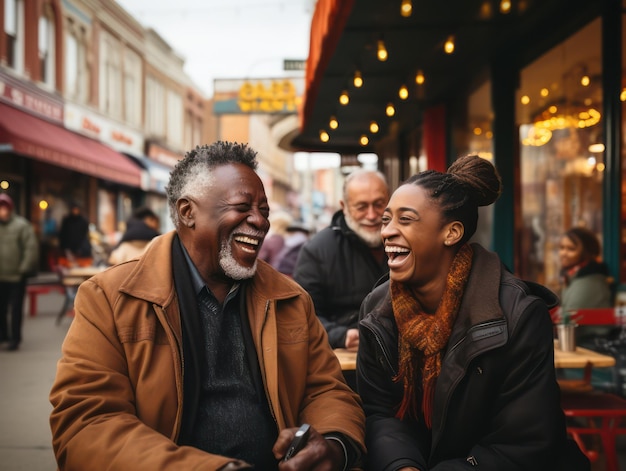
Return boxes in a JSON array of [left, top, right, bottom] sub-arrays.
[[115, 0, 313, 97]]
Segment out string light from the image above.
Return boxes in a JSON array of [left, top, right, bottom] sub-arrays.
[[369, 121, 379, 133], [386, 103, 395, 116], [329, 116, 338, 130], [581, 75, 590, 87], [400, 0, 412, 17], [500, 0, 511, 13], [353, 70, 363, 88], [444, 36, 455, 54], [339, 90, 349, 105], [398, 85, 409, 100], [319, 130, 329, 142], [377, 39, 388, 61], [415, 70, 425, 85], [360, 135, 369, 146]]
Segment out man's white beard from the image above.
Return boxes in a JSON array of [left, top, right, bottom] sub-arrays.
[[219, 234, 257, 280], [344, 210, 382, 248]]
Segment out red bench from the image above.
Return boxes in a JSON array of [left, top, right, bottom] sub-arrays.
[[26, 283, 65, 317]]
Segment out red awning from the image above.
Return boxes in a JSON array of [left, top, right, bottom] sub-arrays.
[[301, 0, 355, 130], [0, 103, 142, 187]]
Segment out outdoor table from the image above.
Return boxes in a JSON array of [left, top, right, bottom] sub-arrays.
[[56, 265, 106, 324], [334, 348, 357, 371], [334, 342, 617, 372]]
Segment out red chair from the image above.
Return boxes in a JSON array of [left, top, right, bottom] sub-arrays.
[[561, 390, 626, 470]]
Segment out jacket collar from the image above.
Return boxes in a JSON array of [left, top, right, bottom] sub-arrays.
[[119, 230, 303, 306]]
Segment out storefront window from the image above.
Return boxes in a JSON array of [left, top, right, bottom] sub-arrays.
[[518, 19, 603, 293], [467, 81, 494, 249]]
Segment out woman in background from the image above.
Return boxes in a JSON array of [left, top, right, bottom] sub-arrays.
[[357, 155, 588, 470], [558, 226, 613, 347], [559, 226, 612, 314]]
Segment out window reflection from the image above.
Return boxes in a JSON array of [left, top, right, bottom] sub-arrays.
[[518, 19, 603, 294]]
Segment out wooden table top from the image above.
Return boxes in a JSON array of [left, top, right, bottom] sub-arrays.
[[553, 341, 616, 368], [335, 342, 617, 372], [334, 349, 357, 371]]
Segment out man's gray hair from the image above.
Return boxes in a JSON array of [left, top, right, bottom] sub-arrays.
[[166, 141, 258, 227], [342, 168, 388, 201]]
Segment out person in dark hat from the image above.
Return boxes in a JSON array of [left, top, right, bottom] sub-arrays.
[[0, 193, 38, 351], [108, 206, 161, 265], [58, 202, 91, 264]]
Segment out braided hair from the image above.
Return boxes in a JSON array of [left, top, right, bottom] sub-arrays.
[[404, 155, 502, 244]]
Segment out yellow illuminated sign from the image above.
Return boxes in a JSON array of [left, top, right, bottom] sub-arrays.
[[237, 80, 297, 113]]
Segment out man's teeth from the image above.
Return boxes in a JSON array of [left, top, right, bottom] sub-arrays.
[[235, 236, 259, 246], [385, 246, 409, 254]]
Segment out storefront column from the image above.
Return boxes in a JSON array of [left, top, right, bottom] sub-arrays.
[[602, 0, 622, 283], [491, 59, 518, 272]]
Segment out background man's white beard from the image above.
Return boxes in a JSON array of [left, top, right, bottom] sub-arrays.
[[344, 212, 382, 247]]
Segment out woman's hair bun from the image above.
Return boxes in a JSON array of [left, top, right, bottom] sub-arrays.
[[448, 154, 502, 207]]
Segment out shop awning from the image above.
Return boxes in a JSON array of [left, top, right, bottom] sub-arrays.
[[0, 103, 142, 187], [124, 153, 173, 194]]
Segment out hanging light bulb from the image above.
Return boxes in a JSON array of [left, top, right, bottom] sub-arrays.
[[499, 0, 512, 13], [400, 0, 412, 17], [377, 39, 388, 61], [353, 70, 363, 88], [369, 121, 379, 133], [320, 130, 329, 142], [339, 90, 349, 105], [329, 116, 338, 130], [360, 135, 369, 146], [444, 36, 455, 54], [415, 70, 425, 85], [386, 103, 395, 117], [398, 85, 409, 100], [581, 75, 590, 87]]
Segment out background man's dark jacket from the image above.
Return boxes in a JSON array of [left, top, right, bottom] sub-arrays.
[[293, 209, 388, 348]]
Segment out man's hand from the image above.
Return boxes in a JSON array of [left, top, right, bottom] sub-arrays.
[[344, 329, 359, 350], [274, 426, 345, 470]]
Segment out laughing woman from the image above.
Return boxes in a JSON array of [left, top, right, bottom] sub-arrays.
[[356, 155, 589, 471]]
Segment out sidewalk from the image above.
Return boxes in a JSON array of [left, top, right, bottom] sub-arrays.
[[0, 290, 68, 471]]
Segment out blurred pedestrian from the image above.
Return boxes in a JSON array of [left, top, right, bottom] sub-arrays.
[[58, 202, 91, 266], [357, 155, 589, 470], [0, 194, 38, 351], [258, 210, 292, 266], [273, 224, 310, 277], [108, 206, 161, 265], [293, 168, 390, 350]]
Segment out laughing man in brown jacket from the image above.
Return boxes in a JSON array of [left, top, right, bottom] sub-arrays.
[[50, 142, 365, 471]]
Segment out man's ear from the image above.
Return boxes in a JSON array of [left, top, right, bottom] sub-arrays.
[[177, 198, 195, 228], [444, 221, 464, 246]]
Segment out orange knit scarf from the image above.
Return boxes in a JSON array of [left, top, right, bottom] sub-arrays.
[[391, 244, 473, 428]]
